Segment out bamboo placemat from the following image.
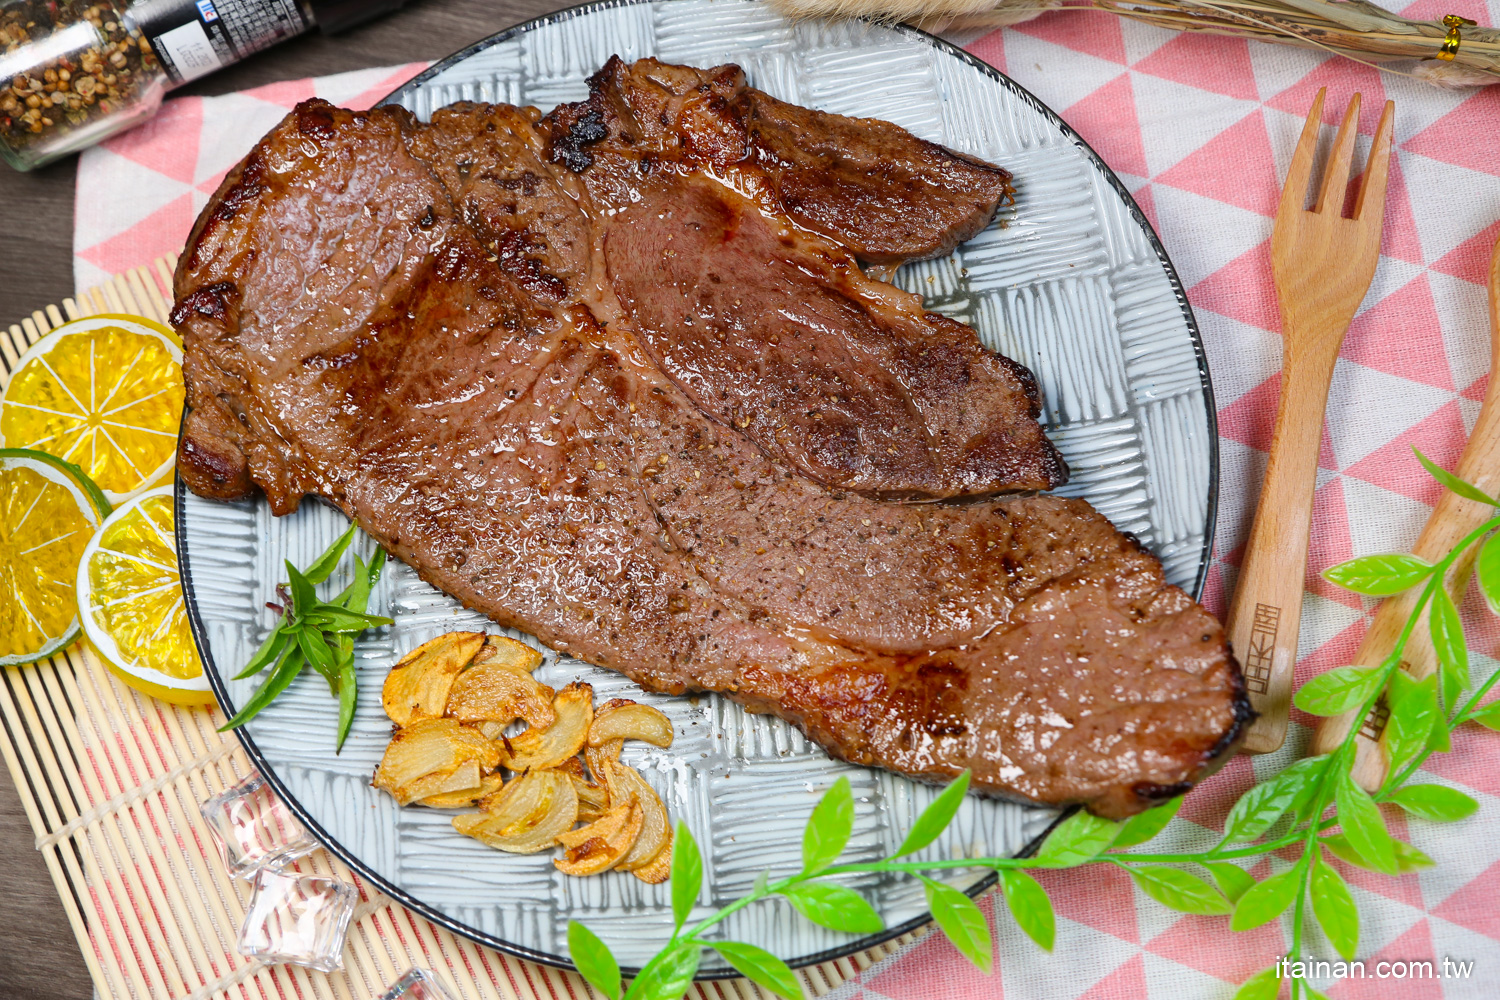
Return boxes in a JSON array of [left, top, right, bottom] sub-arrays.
[[0, 255, 920, 1000]]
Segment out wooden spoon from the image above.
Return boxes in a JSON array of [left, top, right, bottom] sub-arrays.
[[1310, 229, 1500, 788]]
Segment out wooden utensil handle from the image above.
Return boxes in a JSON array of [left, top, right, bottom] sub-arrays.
[[1308, 490, 1491, 783], [1228, 335, 1342, 754], [1312, 234, 1500, 785]]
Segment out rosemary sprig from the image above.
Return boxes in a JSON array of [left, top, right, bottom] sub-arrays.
[[566, 448, 1497, 1000], [220, 523, 391, 751]]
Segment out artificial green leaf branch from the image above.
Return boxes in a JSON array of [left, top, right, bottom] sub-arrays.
[[222, 523, 391, 750], [566, 448, 1498, 1000]]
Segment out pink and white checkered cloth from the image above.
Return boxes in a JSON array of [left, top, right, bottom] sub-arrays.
[[72, 10, 1500, 998]]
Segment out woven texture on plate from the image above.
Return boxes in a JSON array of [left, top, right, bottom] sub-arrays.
[[0, 256, 921, 1000]]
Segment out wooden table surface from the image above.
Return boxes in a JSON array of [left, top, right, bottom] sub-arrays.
[[0, 2, 568, 996]]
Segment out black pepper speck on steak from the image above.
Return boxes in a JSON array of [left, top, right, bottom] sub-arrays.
[[174, 92, 1249, 818]]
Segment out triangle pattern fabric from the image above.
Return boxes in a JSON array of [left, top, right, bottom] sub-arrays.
[[1078, 954, 1147, 1000], [1431, 858, 1500, 942], [1340, 274, 1453, 390], [1372, 153, 1424, 267], [100, 95, 203, 186], [1036, 862, 1140, 945], [1144, 906, 1285, 985], [1264, 59, 1387, 135], [1062, 74, 1149, 179], [863, 918, 1003, 998], [1188, 238, 1280, 333], [1328, 921, 1445, 1000], [1217, 372, 1282, 451], [968, 30, 1005, 73], [1431, 221, 1500, 287], [1305, 477, 1356, 600], [1403, 85, 1500, 177], [344, 62, 432, 110], [1131, 34, 1257, 101], [240, 76, 319, 110], [1010, 9, 1127, 65], [1176, 751, 1257, 830], [1342, 401, 1469, 505], [1155, 109, 1280, 217], [75, 192, 198, 282]]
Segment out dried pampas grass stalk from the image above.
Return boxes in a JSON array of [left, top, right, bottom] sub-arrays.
[[769, 0, 1500, 86]]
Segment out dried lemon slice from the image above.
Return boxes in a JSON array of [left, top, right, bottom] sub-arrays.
[[77, 486, 213, 706], [0, 448, 107, 666], [1, 314, 184, 504]]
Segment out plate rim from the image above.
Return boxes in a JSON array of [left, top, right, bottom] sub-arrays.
[[177, 0, 1218, 978]]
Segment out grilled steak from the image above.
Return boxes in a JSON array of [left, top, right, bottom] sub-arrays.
[[551, 58, 1014, 264], [175, 96, 1248, 818], [544, 58, 1065, 499]]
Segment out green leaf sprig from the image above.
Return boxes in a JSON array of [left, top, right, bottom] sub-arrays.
[[566, 448, 1497, 1000], [220, 523, 391, 750]]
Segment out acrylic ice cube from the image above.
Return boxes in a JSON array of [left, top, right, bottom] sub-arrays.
[[376, 968, 460, 1000], [237, 868, 357, 972], [201, 770, 318, 878]]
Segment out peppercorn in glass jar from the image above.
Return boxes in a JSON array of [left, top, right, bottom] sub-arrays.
[[0, 1, 408, 171], [0, 2, 170, 171]]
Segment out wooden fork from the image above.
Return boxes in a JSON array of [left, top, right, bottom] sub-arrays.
[[1227, 89, 1396, 754]]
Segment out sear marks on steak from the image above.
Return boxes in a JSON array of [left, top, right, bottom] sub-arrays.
[[175, 98, 1249, 818], [744, 85, 1016, 264], [554, 57, 1014, 263], [545, 57, 1065, 499]]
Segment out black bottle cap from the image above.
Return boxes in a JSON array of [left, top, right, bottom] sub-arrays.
[[308, 0, 411, 34]]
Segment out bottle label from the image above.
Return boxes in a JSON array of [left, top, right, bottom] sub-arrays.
[[128, 0, 313, 85]]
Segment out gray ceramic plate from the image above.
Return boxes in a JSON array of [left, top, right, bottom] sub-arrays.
[[178, 0, 1217, 976]]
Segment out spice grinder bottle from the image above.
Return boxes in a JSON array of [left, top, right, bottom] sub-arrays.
[[0, 0, 408, 171]]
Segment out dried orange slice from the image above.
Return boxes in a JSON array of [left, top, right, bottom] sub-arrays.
[[1, 314, 184, 504], [0, 448, 108, 666], [76, 486, 213, 706]]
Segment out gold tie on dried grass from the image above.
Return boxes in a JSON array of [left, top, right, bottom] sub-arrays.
[[373, 632, 677, 880]]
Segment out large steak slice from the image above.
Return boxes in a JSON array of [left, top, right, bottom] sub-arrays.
[[543, 58, 1066, 500], [175, 99, 1248, 818]]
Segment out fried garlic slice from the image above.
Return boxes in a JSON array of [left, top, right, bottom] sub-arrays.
[[554, 795, 643, 876], [553, 756, 610, 821], [452, 770, 579, 853], [631, 826, 673, 885], [498, 682, 593, 772], [469, 634, 544, 673], [588, 699, 674, 749], [605, 761, 670, 873], [419, 772, 504, 809], [401, 759, 482, 804], [570, 774, 611, 823], [373, 717, 500, 806], [383, 632, 485, 726], [584, 739, 622, 783], [447, 662, 555, 729]]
